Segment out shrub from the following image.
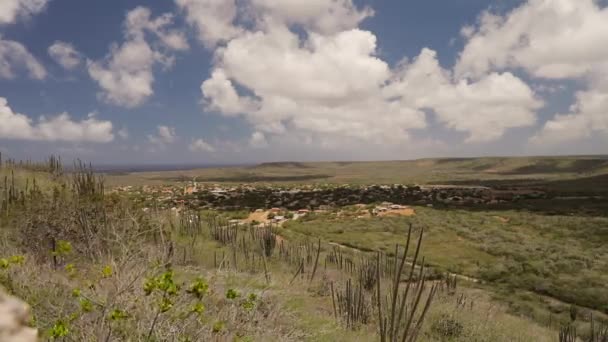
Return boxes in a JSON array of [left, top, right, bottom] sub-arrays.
[[431, 314, 464, 339]]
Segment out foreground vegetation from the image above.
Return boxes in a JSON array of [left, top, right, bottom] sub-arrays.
[[1, 156, 605, 341]]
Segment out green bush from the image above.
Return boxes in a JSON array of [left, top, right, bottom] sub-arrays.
[[431, 314, 464, 338]]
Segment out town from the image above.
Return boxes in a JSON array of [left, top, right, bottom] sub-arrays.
[[111, 180, 547, 225]]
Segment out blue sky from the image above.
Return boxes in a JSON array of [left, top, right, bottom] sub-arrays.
[[0, 0, 606, 164]]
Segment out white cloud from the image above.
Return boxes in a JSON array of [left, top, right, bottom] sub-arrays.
[[117, 126, 129, 139], [203, 26, 425, 143], [531, 72, 608, 145], [124, 7, 189, 51], [189, 138, 216, 152], [88, 6, 188, 108], [148, 125, 177, 146], [176, 0, 373, 48], [158, 125, 176, 143], [0, 35, 46, 79], [36, 113, 114, 142], [249, 0, 373, 34], [456, 0, 608, 79], [179, 0, 608, 152], [530, 112, 591, 145], [201, 69, 259, 115], [87, 39, 155, 108], [0, 0, 49, 25], [201, 19, 540, 144], [175, 0, 242, 48], [48, 41, 82, 70], [0, 97, 114, 142], [388, 49, 542, 142], [456, 0, 608, 145], [249, 131, 267, 148]]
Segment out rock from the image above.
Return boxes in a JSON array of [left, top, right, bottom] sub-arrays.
[[0, 288, 38, 342]]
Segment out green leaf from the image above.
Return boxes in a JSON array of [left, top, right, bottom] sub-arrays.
[[8, 255, 25, 265], [226, 288, 239, 300], [53, 240, 72, 257], [109, 309, 129, 321], [143, 277, 156, 296], [159, 297, 173, 313], [102, 265, 113, 278], [49, 320, 69, 339], [212, 320, 225, 333], [186, 277, 209, 299], [190, 302, 205, 315], [79, 298, 93, 313]]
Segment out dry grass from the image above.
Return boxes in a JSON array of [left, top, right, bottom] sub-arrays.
[[0, 158, 575, 341]]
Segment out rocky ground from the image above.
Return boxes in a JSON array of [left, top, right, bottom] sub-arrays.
[[0, 288, 37, 342]]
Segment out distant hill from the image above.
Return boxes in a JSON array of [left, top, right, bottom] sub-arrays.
[[105, 155, 608, 191]]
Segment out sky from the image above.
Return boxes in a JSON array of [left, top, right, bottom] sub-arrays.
[[0, 0, 607, 165]]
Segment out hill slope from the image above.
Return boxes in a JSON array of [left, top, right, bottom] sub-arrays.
[[106, 155, 608, 190]]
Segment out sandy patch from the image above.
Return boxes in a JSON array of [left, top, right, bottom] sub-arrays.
[[245, 211, 270, 224], [493, 216, 510, 223], [378, 208, 415, 217]]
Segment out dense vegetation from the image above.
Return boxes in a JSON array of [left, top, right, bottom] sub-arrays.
[[282, 206, 608, 332], [1, 156, 606, 341]]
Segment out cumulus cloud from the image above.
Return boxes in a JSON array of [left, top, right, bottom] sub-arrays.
[[48, 41, 82, 70], [531, 72, 608, 145], [88, 6, 188, 107], [189, 138, 216, 152], [456, 0, 608, 145], [203, 26, 424, 143], [175, 0, 242, 48], [456, 0, 608, 79], [249, 0, 373, 34], [388, 49, 542, 142], [123, 7, 189, 51], [0, 35, 46, 79], [0, 0, 49, 25], [175, 0, 608, 151], [201, 69, 259, 115], [0, 97, 114, 142], [148, 125, 177, 146], [530, 112, 591, 145], [200, 18, 540, 144]]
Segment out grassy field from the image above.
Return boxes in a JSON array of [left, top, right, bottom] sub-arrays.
[[0, 160, 584, 341], [105, 155, 608, 192], [281, 206, 608, 321], [2, 156, 608, 341]]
